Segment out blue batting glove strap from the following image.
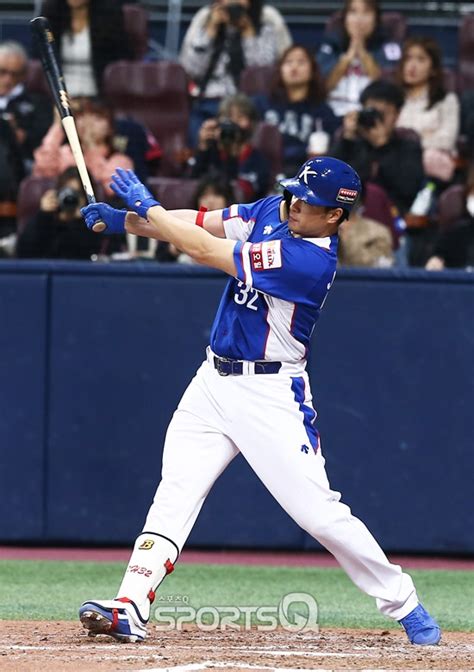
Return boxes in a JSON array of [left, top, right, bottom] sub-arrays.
[[81, 203, 127, 235], [110, 168, 160, 219]]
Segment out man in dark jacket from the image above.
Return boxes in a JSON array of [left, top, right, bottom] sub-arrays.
[[330, 79, 425, 216], [190, 93, 270, 201], [0, 41, 53, 167]]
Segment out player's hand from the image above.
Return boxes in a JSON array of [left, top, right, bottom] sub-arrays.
[[110, 168, 161, 219], [81, 202, 127, 234]]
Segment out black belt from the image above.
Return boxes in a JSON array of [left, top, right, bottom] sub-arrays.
[[213, 355, 282, 376]]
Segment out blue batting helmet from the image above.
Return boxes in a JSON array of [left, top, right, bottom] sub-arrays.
[[280, 157, 361, 213]]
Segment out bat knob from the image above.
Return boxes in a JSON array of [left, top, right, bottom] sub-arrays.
[[92, 221, 107, 233]]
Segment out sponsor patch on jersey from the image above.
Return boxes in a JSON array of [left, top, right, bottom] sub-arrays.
[[250, 240, 282, 271], [336, 187, 358, 203], [139, 539, 155, 550]]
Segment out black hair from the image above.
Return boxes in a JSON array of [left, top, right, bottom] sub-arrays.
[[193, 178, 236, 210], [360, 79, 405, 111], [270, 44, 326, 106], [57, 166, 81, 190]]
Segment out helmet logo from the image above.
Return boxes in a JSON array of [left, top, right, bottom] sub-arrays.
[[336, 187, 358, 203], [298, 165, 318, 184]]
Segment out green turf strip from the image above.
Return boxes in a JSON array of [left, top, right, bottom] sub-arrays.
[[0, 560, 472, 631]]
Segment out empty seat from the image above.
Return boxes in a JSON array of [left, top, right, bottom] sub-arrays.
[[103, 61, 190, 176], [239, 65, 278, 97], [24, 59, 50, 97], [123, 3, 149, 61], [458, 14, 474, 90], [325, 11, 407, 44], [147, 177, 200, 210], [437, 184, 466, 232], [16, 176, 55, 234]]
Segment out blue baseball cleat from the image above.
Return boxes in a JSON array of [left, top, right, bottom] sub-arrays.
[[79, 598, 147, 642], [399, 604, 441, 645]]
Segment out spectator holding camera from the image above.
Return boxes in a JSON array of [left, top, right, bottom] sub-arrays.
[[16, 167, 123, 259], [396, 37, 460, 183], [254, 45, 339, 177], [189, 93, 270, 200], [317, 0, 401, 118], [330, 79, 424, 217], [180, 0, 292, 145]]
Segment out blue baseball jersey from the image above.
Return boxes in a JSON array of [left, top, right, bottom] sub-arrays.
[[209, 196, 338, 363]]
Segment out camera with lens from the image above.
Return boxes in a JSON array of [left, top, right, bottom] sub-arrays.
[[358, 107, 383, 130], [219, 119, 243, 146], [226, 2, 247, 25], [58, 187, 80, 213]]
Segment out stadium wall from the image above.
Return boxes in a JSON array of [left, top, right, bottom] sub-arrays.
[[0, 261, 472, 553]]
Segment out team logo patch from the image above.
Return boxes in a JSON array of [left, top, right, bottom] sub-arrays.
[[250, 240, 282, 271], [336, 187, 358, 203], [139, 539, 155, 550]]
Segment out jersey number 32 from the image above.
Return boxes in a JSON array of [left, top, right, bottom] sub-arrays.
[[234, 281, 259, 311]]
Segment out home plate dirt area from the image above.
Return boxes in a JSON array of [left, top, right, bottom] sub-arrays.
[[0, 622, 472, 672]]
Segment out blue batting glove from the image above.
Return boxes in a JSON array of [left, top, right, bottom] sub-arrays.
[[110, 168, 160, 219], [81, 202, 127, 234]]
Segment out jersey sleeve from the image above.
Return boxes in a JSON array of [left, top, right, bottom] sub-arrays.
[[233, 238, 333, 303], [222, 199, 267, 241]]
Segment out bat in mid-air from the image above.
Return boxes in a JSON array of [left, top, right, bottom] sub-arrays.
[[30, 16, 105, 232]]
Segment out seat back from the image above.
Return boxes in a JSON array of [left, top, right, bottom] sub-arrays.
[[252, 122, 282, 187], [239, 65, 278, 97], [459, 14, 474, 90], [325, 11, 407, 44], [147, 177, 200, 210], [123, 3, 149, 60], [16, 176, 55, 233], [24, 59, 50, 97], [103, 61, 190, 176], [437, 184, 466, 232]]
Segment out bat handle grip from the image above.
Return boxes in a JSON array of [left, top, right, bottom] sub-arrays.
[[86, 194, 106, 233]]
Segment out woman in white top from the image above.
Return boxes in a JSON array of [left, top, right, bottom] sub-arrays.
[[396, 36, 460, 182], [41, 0, 131, 97], [316, 0, 401, 118]]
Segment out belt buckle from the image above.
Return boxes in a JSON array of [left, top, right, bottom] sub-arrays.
[[215, 356, 231, 376]]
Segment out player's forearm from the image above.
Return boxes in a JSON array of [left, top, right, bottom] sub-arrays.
[[145, 206, 235, 271]]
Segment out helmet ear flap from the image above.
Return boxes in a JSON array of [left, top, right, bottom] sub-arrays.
[[283, 189, 293, 212]]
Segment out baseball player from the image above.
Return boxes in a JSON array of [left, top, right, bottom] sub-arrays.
[[79, 157, 441, 646]]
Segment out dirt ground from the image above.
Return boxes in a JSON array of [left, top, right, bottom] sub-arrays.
[[0, 621, 472, 672]]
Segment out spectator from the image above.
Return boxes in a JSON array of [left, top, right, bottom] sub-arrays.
[[338, 208, 394, 268], [0, 116, 24, 245], [16, 167, 123, 259], [396, 36, 460, 183], [425, 164, 474, 270], [0, 41, 53, 167], [317, 0, 401, 117], [330, 79, 428, 265], [40, 0, 132, 97], [253, 44, 339, 177], [189, 93, 270, 201], [156, 178, 236, 263], [180, 0, 292, 145], [32, 98, 133, 196], [330, 79, 424, 217]]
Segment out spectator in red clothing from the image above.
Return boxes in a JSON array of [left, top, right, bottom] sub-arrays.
[[33, 98, 133, 197], [189, 93, 270, 200]]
